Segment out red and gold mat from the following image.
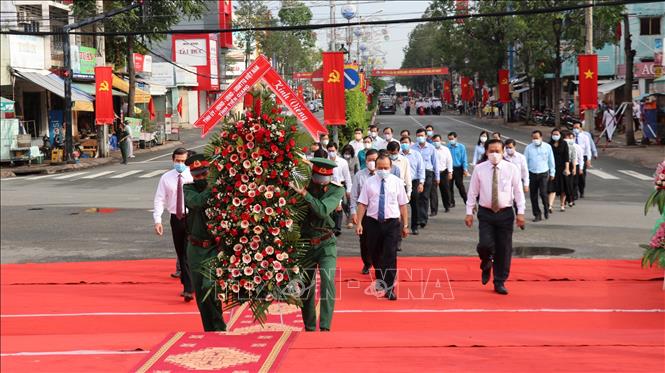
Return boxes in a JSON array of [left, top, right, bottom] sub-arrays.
[[227, 302, 307, 333], [133, 329, 297, 373]]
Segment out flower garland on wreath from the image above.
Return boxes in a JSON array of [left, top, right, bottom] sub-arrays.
[[641, 160, 665, 270], [201, 89, 313, 323]]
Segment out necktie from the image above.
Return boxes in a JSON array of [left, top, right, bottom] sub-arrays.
[[176, 174, 184, 219], [575, 136, 579, 145], [378, 179, 385, 222], [491, 166, 500, 213]]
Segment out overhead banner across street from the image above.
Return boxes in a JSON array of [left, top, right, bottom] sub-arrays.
[[371, 67, 449, 77]]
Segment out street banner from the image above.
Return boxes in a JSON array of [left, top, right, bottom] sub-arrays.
[[359, 72, 366, 93], [194, 55, 327, 140], [322, 51, 346, 126], [94, 66, 114, 125], [177, 97, 183, 118], [498, 69, 510, 103], [370, 67, 449, 77], [312, 67, 324, 91], [461, 76, 471, 102], [578, 54, 598, 110], [293, 72, 313, 79], [443, 80, 452, 104], [148, 97, 156, 121], [482, 87, 489, 106]]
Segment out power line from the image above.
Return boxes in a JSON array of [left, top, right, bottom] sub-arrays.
[[0, 0, 655, 36]]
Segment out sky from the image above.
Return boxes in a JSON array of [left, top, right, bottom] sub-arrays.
[[265, 1, 432, 69]]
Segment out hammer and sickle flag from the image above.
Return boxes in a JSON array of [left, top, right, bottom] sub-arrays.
[[95, 66, 114, 125], [322, 52, 346, 126], [498, 69, 510, 103]]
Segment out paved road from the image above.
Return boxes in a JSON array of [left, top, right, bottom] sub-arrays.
[[0, 113, 659, 263]]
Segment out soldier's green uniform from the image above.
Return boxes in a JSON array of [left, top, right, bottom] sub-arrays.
[[184, 154, 226, 332], [299, 158, 345, 331]]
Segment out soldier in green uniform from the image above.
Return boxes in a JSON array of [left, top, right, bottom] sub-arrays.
[[290, 157, 345, 331], [184, 154, 226, 331]]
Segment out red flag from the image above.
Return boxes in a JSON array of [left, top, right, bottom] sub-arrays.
[[297, 85, 304, 100], [177, 97, 183, 118], [148, 98, 156, 121], [94, 66, 114, 125], [443, 80, 452, 104], [460, 76, 470, 102], [498, 69, 510, 103], [615, 21, 622, 42], [482, 88, 489, 106], [578, 54, 598, 110], [322, 51, 346, 126]]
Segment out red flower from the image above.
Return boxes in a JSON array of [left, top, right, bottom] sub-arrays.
[[281, 170, 290, 178], [302, 146, 309, 153]]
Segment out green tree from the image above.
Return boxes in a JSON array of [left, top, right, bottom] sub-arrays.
[[234, 0, 273, 67]]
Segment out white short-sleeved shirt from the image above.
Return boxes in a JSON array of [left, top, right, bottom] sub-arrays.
[[358, 174, 409, 220]]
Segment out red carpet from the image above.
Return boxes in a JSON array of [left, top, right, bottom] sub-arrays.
[[1, 257, 663, 372]]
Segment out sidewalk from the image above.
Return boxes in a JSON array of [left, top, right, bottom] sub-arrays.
[[466, 114, 664, 169], [0, 140, 183, 178]]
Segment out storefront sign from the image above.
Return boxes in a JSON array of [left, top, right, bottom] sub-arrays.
[[293, 72, 313, 79], [175, 64, 198, 86], [151, 62, 176, 87], [71, 45, 97, 77], [617, 62, 662, 79], [9, 35, 45, 70], [209, 39, 219, 88], [226, 61, 245, 77], [172, 34, 219, 91], [174, 38, 207, 67]]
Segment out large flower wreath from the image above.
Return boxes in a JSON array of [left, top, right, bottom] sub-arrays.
[[201, 90, 313, 322], [641, 160, 665, 270]]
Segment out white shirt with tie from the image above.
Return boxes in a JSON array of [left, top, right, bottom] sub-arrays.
[[153, 168, 193, 224], [358, 174, 409, 220], [466, 160, 526, 215], [331, 156, 353, 193]]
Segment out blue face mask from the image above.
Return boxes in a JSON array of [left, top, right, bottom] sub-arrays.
[[426, 130, 434, 137], [449, 139, 457, 145], [400, 143, 410, 152], [416, 136, 427, 144], [433, 142, 442, 149], [376, 169, 390, 180], [174, 163, 187, 174], [552, 135, 561, 141], [573, 128, 581, 134]]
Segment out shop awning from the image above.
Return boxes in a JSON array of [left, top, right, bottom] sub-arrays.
[[597, 80, 625, 95], [112, 75, 151, 103], [13, 69, 94, 104], [72, 82, 126, 97]]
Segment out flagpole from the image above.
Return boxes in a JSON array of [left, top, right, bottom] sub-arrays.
[[583, 0, 594, 132]]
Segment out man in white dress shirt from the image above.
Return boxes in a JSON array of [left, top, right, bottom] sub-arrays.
[[348, 128, 365, 156], [432, 134, 453, 213], [153, 147, 194, 301], [327, 143, 353, 235], [356, 154, 410, 301], [465, 139, 526, 295], [572, 122, 593, 198], [503, 139, 529, 194]]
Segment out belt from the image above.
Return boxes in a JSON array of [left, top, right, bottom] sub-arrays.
[[309, 231, 334, 246], [479, 206, 512, 214], [189, 236, 214, 248]]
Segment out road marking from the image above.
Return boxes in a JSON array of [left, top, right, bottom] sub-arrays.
[[439, 115, 529, 146], [1, 350, 150, 357], [110, 170, 143, 179], [53, 172, 88, 180], [587, 169, 619, 180], [139, 169, 167, 178], [409, 116, 427, 129], [618, 170, 653, 181], [24, 174, 58, 180], [137, 144, 206, 163], [81, 171, 115, 179]]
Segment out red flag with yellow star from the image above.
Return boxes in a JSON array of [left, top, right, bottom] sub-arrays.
[[578, 54, 598, 110], [461, 76, 471, 102]]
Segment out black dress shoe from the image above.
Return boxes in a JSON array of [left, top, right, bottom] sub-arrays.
[[384, 290, 397, 301], [533, 215, 542, 222], [419, 223, 427, 228], [320, 328, 330, 332], [481, 261, 492, 285], [171, 271, 181, 278], [494, 284, 509, 295], [411, 229, 419, 235], [444, 208, 450, 213], [361, 265, 370, 275], [183, 292, 194, 302], [451, 203, 456, 208]]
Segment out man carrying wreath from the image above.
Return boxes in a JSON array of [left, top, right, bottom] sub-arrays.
[[290, 157, 345, 331]]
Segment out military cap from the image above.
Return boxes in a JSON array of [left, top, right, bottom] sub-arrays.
[[185, 153, 210, 176], [310, 157, 337, 176]]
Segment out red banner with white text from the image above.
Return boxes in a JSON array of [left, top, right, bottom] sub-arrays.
[[95, 66, 114, 125], [322, 52, 346, 126], [498, 69, 510, 103]]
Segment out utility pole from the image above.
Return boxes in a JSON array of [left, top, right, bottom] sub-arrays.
[[329, 0, 338, 145], [583, 0, 594, 132], [623, 13, 636, 145], [95, 0, 108, 158]]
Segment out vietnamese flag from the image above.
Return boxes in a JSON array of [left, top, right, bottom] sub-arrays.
[[322, 51, 346, 126], [460, 76, 470, 102], [148, 97, 156, 121], [578, 54, 598, 110], [482, 88, 489, 106], [94, 66, 114, 125], [498, 69, 510, 103], [177, 97, 183, 118], [443, 80, 452, 104]]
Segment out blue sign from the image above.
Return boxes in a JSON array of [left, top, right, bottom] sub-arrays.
[[655, 38, 662, 51], [344, 68, 359, 90]]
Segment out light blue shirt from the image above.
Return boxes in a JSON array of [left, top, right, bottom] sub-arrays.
[[411, 143, 440, 181], [402, 150, 425, 183], [472, 144, 485, 165], [524, 142, 556, 177], [448, 142, 468, 171]]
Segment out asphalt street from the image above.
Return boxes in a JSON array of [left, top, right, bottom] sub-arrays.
[[0, 112, 659, 264]]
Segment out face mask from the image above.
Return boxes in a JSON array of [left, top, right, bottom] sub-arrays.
[[426, 130, 434, 137], [449, 139, 457, 145], [328, 151, 337, 159], [376, 169, 390, 179], [565, 139, 574, 145], [370, 131, 378, 138], [552, 135, 561, 141], [174, 163, 187, 174], [389, 154, 399, 161], [311, 173, 331, 185], [384, 134, 392, 141], [488, 153, 503, 165], [321, 139, 329, 147], [400, 143, 410, 152], [364, 143, 373, 150], [506, 148, 515, 156], [480, 136, 488, 143], [416, 136, 427, 144], [355, 134, 362, 141], [533, 139, 542, 146], [343, 153, 352, 160], [433, 141, 442, 149], [367, 160, 376, 171], [573, 128, 581, 134]]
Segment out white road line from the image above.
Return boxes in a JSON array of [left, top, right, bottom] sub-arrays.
[[53, 172, 88, 180], [139, 169, 167, 178], [1, 350, 150, 357], [409, 116, 427, 129], [24, 174, 58, 180], [138, 144, 206, 163], [110, 170, 143, 179], [81, 171, 115, 179], [2, 308, 662, 318], [618, 170, 653, 181], [587, 169, 620, 180], [441, 115, 529, 146]]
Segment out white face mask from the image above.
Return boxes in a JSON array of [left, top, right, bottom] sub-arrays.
[[328, 151, 337, 159], [367, 160, 376, 171], [480, 136, 488, 143], [370, 131, 378, 138], [321, 139, 329, 147], [488, 152, 503, 165], [384, 134, 392, 141], [364, 142, 373, 150], [533, 139, 542, 146], [506, 148, 515, 156]]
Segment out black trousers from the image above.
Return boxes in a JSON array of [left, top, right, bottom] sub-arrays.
[[529, 172, 549, 217], [409, 179, 420, 230], [418, 170, 434, 225], [476, 207, 514, 284], [365, 217, 400, 290], [437, 170, 451, 210], [359, 215, 372, 268], [449, 166, 467, 206], [571, 165, 580, 200], [170, 214, 192, 293], [578, 156, 588, 197]]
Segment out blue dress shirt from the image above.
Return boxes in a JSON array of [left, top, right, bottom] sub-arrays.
[[448, 142, 468, 171], [524, 142, 556, 176]]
